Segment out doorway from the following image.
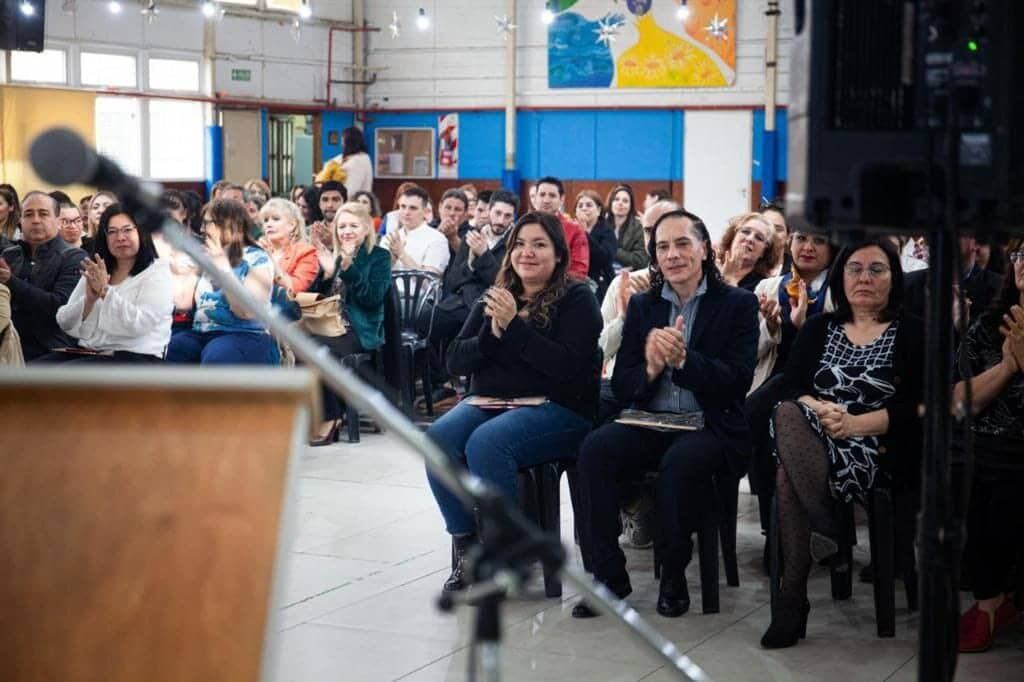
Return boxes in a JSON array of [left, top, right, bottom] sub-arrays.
[[683, 110, 753, 242], [268, 114, 315, 197]]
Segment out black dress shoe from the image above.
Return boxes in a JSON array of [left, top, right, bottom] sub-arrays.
[[656, 574, 690, 618], [443, 533, 478, 593], [572, 577, 632, 618]]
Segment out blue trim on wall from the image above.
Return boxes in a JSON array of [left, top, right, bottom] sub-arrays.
[[260, 108, 269, 181], [752, 108, 788, 182], [321, 111, 357, 163], [205, 125, 223, 198]]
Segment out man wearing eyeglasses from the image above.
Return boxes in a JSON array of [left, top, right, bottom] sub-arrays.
[[58, 202, 87, 250], [0, 191, 87, 360]]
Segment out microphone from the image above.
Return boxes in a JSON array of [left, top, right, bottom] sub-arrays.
[[29, 127, 163, 208]]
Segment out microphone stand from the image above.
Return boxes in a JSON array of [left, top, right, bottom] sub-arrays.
[[147, 216, 711, 682]]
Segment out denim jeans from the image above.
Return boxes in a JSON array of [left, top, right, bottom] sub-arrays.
[[165, 330, 278, 365], [425, 399, 592, 535]]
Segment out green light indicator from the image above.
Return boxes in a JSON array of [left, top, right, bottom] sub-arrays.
[[967, 40, 979, 52]]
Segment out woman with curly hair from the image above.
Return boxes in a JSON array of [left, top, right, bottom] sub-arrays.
[[717, 212, 783, 291], [425, 211, 603, 593]]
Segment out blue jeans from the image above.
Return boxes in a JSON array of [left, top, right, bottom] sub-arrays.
[[425, 399, 592, 535], [165, 330, 278, 365]]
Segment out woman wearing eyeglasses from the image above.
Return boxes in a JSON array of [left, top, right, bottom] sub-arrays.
[[717, 212, 784, 292], [54, 204, 173, 363], [761, 238, 924, 649], [955, 244, 1024, 653]]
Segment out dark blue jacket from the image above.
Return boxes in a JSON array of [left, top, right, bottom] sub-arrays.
[[611, 278, 759, 475]]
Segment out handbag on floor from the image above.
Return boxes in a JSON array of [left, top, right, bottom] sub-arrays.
[[293, 292, 346, 338]]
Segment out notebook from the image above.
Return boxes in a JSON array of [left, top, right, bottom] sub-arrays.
[[615, 409, 705, 432], [467, 396, 547, 410]]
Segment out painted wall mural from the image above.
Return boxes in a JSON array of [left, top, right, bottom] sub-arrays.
[[548, 0, 737, 89]]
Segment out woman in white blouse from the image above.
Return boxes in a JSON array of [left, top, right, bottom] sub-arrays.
[[55, 204, 174, 362]]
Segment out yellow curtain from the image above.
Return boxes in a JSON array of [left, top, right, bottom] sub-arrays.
[[0, 86, 97, 198]]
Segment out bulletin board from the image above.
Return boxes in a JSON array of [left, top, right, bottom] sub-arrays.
[[374, 128, 435, 179]]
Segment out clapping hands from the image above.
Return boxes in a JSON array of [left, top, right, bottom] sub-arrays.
[[484, 286, 517, 338], [645, 316, 686, 382], [1000, 304, 1024, 372], [80, 255, 110, 300]]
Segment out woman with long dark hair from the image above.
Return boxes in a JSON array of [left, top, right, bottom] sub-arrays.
[[762, 238, 924, 648], [164, 199, 276, 365], [603, 184, 647, 271], [426, 211, 602, 593], [55, 203, 173, 362], [955, 242, 1024, 653], [574, 189, 617, 299]]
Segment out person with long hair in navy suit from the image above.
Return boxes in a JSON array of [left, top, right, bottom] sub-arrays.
[[572, 209, 759, 619]]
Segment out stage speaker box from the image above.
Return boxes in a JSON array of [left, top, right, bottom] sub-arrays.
[[0, 0, 45, 52], [787, 0, 1024, 234]]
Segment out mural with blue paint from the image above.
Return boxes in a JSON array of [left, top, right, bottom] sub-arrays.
[[548, 12, 616, 88]]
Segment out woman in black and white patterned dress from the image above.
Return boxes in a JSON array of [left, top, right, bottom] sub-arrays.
[[761, 239, 924, 649]]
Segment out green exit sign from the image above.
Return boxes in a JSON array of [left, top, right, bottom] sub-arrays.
[[231, 69, 252, 82]]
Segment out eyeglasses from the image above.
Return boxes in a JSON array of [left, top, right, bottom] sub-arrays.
[[844, 263, 891, 278], [60, 217, 84, 226], [106, 226, 137, 238], [1010, 251, 1024, 264]]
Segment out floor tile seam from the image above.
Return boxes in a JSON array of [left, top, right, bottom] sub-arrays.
[[302, 566, 451, 621], [678, 601, 770, 655], [290, 550, 389, 566], [287, 618, 467, 645], [390, 643, 473, 680], [298, 473, 428, 489], [298, 514, 446, 551], [881, 650, 919, 681], [280, 580, 356, 613]]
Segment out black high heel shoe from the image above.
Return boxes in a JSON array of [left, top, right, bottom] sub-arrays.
[[309, 420, 340, 447], [760, 599, 811, 649]]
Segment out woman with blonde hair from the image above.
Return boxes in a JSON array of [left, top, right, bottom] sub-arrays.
[[717, 212, 783, 291], [307, 201, 392, 445], [259, 198, 319, 296], [86, 191, 117, 242]]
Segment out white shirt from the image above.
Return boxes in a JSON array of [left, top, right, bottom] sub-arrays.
[[598, 269, 651, 379], [381, 223, 451, 273], [333, 152, 373, 196], [56, 260, 174, 358]]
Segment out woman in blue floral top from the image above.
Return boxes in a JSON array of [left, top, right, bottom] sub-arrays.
[[166, 199, 276, 364]]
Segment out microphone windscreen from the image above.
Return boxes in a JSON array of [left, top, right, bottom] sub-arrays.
[[29, 127, 97, 187]]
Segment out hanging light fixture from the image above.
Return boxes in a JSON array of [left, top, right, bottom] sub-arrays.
[[19, 0, 35, 16], [107, 0, 122, 14], [676, 1, 691, 21], [541, 2, 555, 25], [415, 7, 429, 31], [298, 0, 312, 20], [200, 0, 217, 18]]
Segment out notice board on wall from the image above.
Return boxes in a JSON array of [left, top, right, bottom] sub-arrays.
[[375, 128, 435, 179]]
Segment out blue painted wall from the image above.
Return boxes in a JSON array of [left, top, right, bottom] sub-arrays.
[[321, 110, 357, 161], [359, 109, 685, 183], [752, 108, 788, 182]]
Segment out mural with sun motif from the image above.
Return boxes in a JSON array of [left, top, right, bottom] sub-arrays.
[[547, 0, 737, 89]]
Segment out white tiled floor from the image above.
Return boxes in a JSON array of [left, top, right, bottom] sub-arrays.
[[268, 432, 1024, 681]]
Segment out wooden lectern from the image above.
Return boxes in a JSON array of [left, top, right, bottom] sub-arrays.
[[0, 367, 317, 682]]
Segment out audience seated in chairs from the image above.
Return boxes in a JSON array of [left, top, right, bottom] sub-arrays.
[[0, 282, 23, 366], [746, 230, 836, 568], [50, 204, 172, 363], [603, 184, 648, 272], [165, 199, 277, 365], [762, 238, 924, 649], [425, 211, 602, 593], [573, 209, 758, 619], [420, 190, 520, 405], [574, 189, 617, 301], [716, 212, 783, 292], [307, 202, 392, 445], [531, 177, 590, 281], [84, 191, 116, 250], [955, 243, 1024, 653], [380, 185, 451, 276], [259, 198, 319, 300], [0, 191, 87, 361]]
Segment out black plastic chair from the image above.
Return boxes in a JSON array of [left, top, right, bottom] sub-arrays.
[[652, 473, 741, 614], [769, 485, 918, 639], [390, 271, 442, 415]]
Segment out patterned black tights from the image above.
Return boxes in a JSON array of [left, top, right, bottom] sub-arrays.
[[773, 400, 834, 602]]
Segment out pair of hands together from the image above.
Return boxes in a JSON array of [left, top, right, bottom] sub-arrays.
[[800, 397, 856, 440], [483, 286, 517, 339], [81, 255, 111, 301], [645, 316, 686, 382], [1000, 304, 1024, 372], [760, 280, 810, 336], [615, 269, 651, 319]]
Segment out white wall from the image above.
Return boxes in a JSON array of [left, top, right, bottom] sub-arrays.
[[365, 0, 795, 109], [40, 0, 356, 105]]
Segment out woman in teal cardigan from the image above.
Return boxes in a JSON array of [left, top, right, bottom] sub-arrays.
[[309, 201, 392, 445]]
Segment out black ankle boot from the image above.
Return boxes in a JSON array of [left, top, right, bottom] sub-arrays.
[[760, 598, 811, 649], [443, 533, 478, 593], [656, 573, 690, 618], [572, 575, 632, 618]]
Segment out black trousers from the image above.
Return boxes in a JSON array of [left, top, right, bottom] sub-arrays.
[[964, 442, 1024, 600], [416, 303, 469, 384], [307, 333, 364, 421], [33, 349, 163, 364], [576, 422, 728, 586], [744, 373, 789, 530]]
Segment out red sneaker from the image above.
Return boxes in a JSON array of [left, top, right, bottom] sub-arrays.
[[993, 599, 1021, 634], [959, 604, 993, 653]]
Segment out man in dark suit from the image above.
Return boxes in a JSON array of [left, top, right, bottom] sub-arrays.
[[572, 209, 758, 619], [418, 190, 520, 404], [903, 234, 1002, 327]]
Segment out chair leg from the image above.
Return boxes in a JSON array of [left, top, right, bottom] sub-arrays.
[[697, 519, 720, 614], [420, 350, 434, 416], [345, 402, 361, 443], [831, 502, 855, 601], [869, 489, 896, 638], [718, 476, 740, 587], [539, 462, 562, 598], [402, 347, 416, 410], [894, 490, 919, 612]]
